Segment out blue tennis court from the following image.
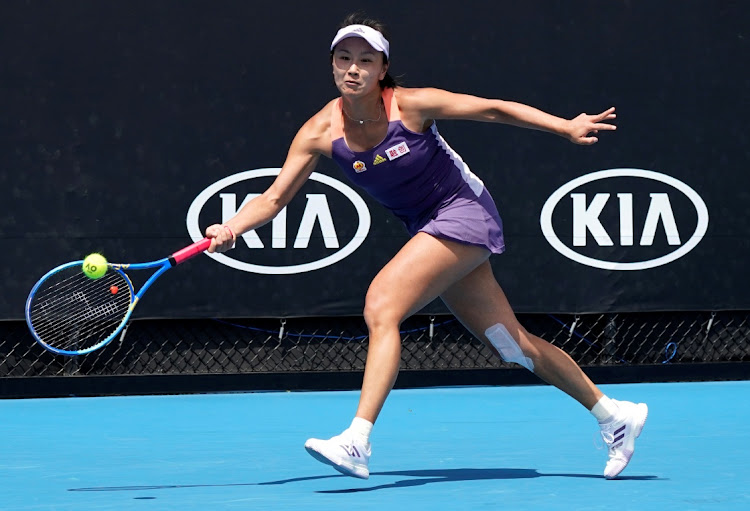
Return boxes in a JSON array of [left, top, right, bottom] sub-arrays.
[[1, 380, 748, 510]]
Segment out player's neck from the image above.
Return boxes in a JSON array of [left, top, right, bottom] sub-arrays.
[[342, 91, 383, 124]]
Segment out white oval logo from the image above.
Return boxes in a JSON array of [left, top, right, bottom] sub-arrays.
[[186, 169, 371, 274], [540, 169, 709, 270]]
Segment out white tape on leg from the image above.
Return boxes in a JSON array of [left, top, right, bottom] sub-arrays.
[[485, 323, 534, 372]]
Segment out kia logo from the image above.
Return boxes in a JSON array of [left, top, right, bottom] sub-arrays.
[[186, 169, 371, 274], [540, 169, 709, 270]]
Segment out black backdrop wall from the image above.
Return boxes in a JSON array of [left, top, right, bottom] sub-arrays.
[[2, 1, 748, 320]]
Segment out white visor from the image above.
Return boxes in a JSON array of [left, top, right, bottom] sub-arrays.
[[330, 24, 390, 58]]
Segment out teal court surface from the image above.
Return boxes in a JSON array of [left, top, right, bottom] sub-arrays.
[[1, 381, 748, 510]]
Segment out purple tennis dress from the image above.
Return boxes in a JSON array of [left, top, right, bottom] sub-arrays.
[[330, 88, 505, 254]]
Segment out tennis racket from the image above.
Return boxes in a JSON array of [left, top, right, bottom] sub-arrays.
[[25, 238, 212, 356]]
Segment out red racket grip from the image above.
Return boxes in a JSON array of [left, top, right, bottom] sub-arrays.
[[171, 238, 212, 265]]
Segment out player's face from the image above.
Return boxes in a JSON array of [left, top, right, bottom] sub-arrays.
[[332, 37, 388, 96]]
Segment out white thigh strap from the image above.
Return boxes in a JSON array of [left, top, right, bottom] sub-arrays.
[[485, 323, 534, 372]]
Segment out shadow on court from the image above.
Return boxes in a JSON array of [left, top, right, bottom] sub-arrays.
[[68, 468, 664, 493], [291, 469, 664, 493]]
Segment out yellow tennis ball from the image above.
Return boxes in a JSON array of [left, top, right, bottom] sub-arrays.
[[82, 253, 108, 279]]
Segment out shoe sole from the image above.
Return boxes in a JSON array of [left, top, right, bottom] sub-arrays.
[[305, 444, 369, 479], [605, 403, 649, 480]]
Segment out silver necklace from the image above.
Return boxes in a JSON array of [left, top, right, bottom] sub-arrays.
[[343, 101, 383, 124]]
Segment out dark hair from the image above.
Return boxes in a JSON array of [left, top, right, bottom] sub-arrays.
[[332, 12, 402, 89]]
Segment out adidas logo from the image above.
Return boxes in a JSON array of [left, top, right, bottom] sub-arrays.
[[340, 444, 361, 458], [373, 154, 386, 165]]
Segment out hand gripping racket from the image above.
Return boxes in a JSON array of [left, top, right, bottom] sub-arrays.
[[25, 238, 212, 356]]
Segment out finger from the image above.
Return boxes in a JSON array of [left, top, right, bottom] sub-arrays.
[[593, 122, 617, 131], [594, 107, 616, 121], [578, 136, 598, 145], [205, 225, 220, 238]]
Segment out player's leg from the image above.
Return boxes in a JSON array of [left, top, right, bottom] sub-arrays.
[[355, 234, 490, 423], [440, 260, 648, 478], [441, 260, 602, 407], [305, 233, 491, 478]]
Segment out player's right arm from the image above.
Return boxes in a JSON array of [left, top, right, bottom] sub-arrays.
[[206, 102, 335, 253]]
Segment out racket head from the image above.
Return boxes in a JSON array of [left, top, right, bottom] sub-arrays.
[[25, 261, 135, 355]]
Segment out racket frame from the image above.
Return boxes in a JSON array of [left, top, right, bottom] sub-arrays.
[[25, 238, 211, 356]]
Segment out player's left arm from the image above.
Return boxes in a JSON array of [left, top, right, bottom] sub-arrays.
[[397, 87, 616, 146]]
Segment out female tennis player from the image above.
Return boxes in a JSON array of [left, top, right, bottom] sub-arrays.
[[205, 13, 647, 480]]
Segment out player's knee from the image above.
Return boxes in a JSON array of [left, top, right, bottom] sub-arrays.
[[484, 323, 535, 372], [363, 291, 399, 332]]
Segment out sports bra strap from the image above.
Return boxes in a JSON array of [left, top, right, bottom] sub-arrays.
[[382, 87, 400, 121]]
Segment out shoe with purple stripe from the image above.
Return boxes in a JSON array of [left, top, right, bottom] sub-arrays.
[[599, 400, 649, 479], [304, 431, 371, 479]]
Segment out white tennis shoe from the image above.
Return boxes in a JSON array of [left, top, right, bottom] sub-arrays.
[[305, 430, 371, 479], [599, 400, 649, 479]]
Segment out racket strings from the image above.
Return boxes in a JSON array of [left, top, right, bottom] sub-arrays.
[[28, 268, 132, 351]]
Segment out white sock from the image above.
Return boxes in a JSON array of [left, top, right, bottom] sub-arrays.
[[348, 417, 373, 444], [590, 396, 619, 423]]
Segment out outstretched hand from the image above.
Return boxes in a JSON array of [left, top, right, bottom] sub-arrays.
[[566, 107, 617, 145]]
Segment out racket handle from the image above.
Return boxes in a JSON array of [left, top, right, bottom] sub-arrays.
[[170, 238, 212, 265]]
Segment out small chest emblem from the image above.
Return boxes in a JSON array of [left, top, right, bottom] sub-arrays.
[[385, 141, 410, 161], [353, 160, 367, 173], [373, 154, 387, 165]]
